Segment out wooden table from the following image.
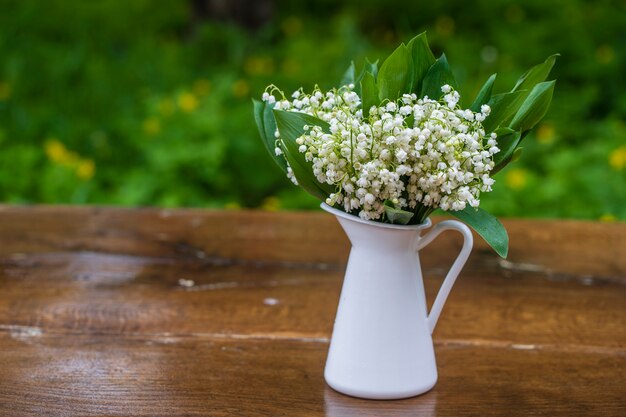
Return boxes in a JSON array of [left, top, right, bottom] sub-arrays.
[[0, 206, 624, 416]]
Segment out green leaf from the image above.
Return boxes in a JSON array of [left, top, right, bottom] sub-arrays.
[[360, 71, 379, 118], [494, 127, 515, 136], [384, 200, 414, 225], [482, 90, 527, 133], [504, 54, 558, 125], [420, 54, 458, 100], [508, 81, 556, 132], [252, 99, 287, 173], [363, 58, 379, 79], [273, 110, 334, 200], [406, 32, 436, 94], [510, 147, 523, 163], [377, 43, 412, 102], [450, 207, 509, 258], [492, 131, 522, 173], [470, 73, 497, 112], [282, 145, 331, 201], [353, 58, 379, 96], [273, 110, 330, 145], [512, 54, 559, 93], [340, 61, 356, 87]]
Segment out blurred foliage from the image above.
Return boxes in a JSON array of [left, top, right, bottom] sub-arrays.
[[0, 0, 624, 219]]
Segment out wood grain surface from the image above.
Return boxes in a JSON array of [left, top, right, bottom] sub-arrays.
[[0, 205, 624, 416]]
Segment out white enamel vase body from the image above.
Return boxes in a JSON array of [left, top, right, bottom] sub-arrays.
[[321, 203, 473, 400]]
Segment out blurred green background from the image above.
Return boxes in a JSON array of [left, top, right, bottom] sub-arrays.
[[0, 0, 624, 219]]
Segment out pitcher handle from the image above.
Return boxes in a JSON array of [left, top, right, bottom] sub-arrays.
[[417, 220, 473, 334]]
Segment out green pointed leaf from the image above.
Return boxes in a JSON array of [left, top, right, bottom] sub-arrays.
[[494, 127, 515, 136], [482, 90, 527, 133], [450, 207, 509, 258], [253, 99, 287, 173], [384, 201, 415, 225], [377, 43, 412, 101], [273, 110, 330, 141], [510, 147, 523, 163], [492, 131, 522, 173], [504, 54, 558, 125], [353, 58, 379, 96], [340, 61, 356, 87], [420, 54, 458, 100], [406, 32, 436, 94], [361, 71, 379, 118], [273, 110, 334, 200], [281, 145, 331, 201], [363, 58, 379, 79], [512, 54, 559, 93], [273, 110, 330, 165], [508, 81, 556, 132], [470, 73, 497, 112]]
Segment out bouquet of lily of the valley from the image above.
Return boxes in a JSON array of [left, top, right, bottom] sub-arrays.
[[253, 32, 557, 258]]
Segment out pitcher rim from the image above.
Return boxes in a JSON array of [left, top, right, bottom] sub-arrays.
[[320, 203, 432, 231]]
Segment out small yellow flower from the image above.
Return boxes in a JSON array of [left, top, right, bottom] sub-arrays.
[[45, 139, 79, 166], [261, 196, 281, 212], [232, 79, 250, 98], [45, 139, 68, 163], [76, 159, 95, 180], [193, 79, 212, 96], [0, 82, 11, 101], [536, 123, 556, 144], [45, 138, 94, 178], [599, 214, 616, 222], [177, 92, 199, 113], [142, 117, 161, 136], [609, 146, 626, 170], [505, 168, 528, 190]]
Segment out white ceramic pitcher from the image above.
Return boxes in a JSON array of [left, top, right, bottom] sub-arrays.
[[321, 203, 473, 400]]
